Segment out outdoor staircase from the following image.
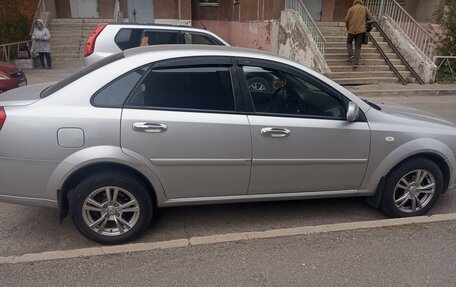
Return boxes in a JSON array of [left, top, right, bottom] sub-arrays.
[[317, 22, 414, 85], [48, 18, 112, 61]]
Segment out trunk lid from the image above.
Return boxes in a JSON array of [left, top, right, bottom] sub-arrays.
[[0, 83, 53, 106]]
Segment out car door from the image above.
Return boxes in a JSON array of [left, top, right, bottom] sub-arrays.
[[121, 57, 251, 199], [237, 58, 370, 194]]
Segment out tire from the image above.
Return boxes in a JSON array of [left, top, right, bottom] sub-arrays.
[[247, 76, 272, 92], [70, 170, 153, 244], [379, 158, 443, 218]]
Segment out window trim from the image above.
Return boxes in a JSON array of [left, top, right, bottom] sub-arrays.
[[234, 57, 359, 121], [123, 56, 243, 114]]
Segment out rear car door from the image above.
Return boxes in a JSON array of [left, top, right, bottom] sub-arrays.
[[237, 58, 370, 194], [121, 57, 252, 199]]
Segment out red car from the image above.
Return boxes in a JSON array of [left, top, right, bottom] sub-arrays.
[[0, 62, 27, 94]]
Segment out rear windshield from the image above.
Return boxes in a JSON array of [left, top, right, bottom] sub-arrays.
[[40, 53, 125, 98]]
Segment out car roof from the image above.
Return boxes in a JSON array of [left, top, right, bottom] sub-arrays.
[[106, 23, 215, 33], [124, 45, 291, 64], [123, 45, 311, 75]]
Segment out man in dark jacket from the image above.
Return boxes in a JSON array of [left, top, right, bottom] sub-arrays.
[[345, 0, 373, 68]]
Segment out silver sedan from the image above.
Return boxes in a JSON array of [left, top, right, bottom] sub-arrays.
[[0, 45, 455, 244]]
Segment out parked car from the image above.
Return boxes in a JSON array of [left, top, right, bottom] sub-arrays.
[[0, 62, 27, 94], [0, 46, 455, 244], [84, 23, 230, 66]]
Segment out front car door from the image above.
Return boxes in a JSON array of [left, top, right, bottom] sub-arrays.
[[237, 59, 370, 194], [121, 57, 251, 199]]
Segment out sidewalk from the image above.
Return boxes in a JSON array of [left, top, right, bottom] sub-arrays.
[[24, 59, 84, 85], [23, 59, 456, 97], [347, 83, 456, 97]]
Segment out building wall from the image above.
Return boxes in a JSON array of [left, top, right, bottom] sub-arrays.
[[405, 0, 445, 22], [193, 19, 279, 52], [155, 0, 192, 21], [192, 0, 285, 22]]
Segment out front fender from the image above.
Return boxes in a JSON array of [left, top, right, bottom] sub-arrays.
[[45, 145, 167, 204], [360, 138, 456, 195]]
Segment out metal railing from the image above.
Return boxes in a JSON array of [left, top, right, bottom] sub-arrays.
[[0, 41, 32, 62], [113, 0, 122, 23], [285, 0, 326, 60], [365, 0, 435, 60], [434, 56, 456, 81]]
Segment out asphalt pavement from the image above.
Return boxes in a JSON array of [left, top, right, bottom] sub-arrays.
[[2, 221, 456, 286]]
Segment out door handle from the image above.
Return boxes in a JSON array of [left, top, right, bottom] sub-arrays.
[[132, 122, 168, 133], [261, 127, 291, 138]]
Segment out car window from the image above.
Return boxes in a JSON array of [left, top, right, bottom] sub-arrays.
[[91, 65, 150, 108], [183, 32, 222, 45], [141, 30, 180, 46], [242, 66, 346, 119], [126, 66, 235, 112], [114, 29, 143, 50]]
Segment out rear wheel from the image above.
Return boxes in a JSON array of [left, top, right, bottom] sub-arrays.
[[70, 170, 153, 244], [379, 158, 443, 217]]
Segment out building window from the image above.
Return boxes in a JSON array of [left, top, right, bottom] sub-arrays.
[[200, 0, 218, 6]]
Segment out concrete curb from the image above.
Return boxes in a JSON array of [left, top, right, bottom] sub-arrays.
[[1, 212, 456, 265]]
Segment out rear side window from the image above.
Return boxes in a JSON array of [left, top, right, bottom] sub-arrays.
[[184, 33, 222, 45], [126, 66, 235, 112], [115, 28, 181, 50], [141, 30, 180, 45], [92, 65, 150, 108], [114, 29, 143, 50]]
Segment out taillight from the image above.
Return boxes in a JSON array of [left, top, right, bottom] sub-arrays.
[[0, 107, 6, 131], [84, 24, 107, 57]]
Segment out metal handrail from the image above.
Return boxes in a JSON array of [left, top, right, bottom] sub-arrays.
[[365, 0, 435, 60], [434, 56, 456, 80], [372, 21, 424, 84], [285, 0, 326, 60], [113, 0, 122, 23], [0, 41, 32, 62]]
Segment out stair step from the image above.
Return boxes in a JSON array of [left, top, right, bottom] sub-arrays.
[[325, 53, 399, 60], [327, 47, 395, 54], [334, 77, 400, 85], [326, 58, 403, 65], [325, 36, 385, 43], [331, 71, 396, 79], [330, 65, 407, 72], [316, 22, 346, 27], [52, 54, 82, 61]]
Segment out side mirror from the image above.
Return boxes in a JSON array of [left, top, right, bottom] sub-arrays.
[[346, 102, 360, 122]]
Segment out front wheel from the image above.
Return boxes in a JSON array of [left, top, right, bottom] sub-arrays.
[[70, 170, 153, 244], [379, 158, 443, 218]]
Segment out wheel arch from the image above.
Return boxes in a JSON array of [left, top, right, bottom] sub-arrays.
[[366, 151, 451, 208], [58, 161, 159, 223]]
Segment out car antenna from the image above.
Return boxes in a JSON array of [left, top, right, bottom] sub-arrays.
[[199, 20, 207, 30]]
